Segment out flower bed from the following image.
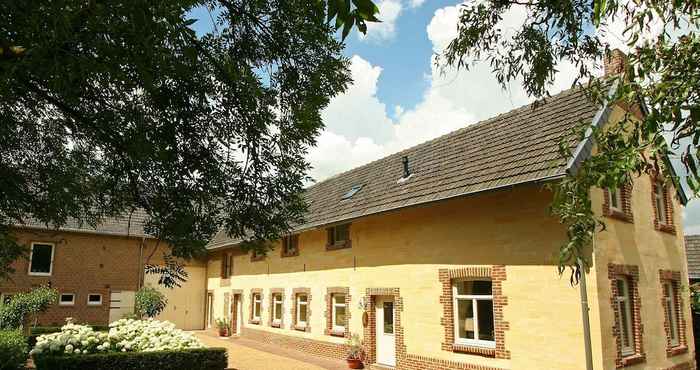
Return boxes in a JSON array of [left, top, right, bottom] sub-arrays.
[[31, 319, 203, 356], [30, 319, 226, 370]]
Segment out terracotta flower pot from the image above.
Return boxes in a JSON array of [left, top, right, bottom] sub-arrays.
[[346, 358, 363, 369], [218, 328, 228, 337]]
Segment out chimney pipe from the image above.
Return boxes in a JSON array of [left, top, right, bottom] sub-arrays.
[[402, 156, 410, 178], [603, 49, 627, 77]]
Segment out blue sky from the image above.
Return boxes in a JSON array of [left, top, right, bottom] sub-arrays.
[[188, 1, 700, 234]]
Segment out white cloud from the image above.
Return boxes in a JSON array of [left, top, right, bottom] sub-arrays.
[[361, 0, 403, 42], [308, 2, 579, 183], [409, 0, 426, 8]]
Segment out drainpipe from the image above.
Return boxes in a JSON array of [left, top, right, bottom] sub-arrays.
[[137, 237, 145, 289], [579, 233, 595, 370]]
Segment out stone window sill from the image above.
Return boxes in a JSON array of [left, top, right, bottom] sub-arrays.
[[656, 223, 676, 235], [667, 345, 688, 357], [294, 324, 309, 332], [271, 322, 281, 328], [452, 343, 495, 357], [619, 354, 645, 368], [607, 210, 633, 223]]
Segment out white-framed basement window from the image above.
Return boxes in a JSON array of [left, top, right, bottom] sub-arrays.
[[609, 187, 623, 212], [59, 293, 75, 306], [296, 294, 308, 328], [272, 293, 283, 326], [331, 294, 346, 333], [253, 293, 262, 322], [453, 279, 495, 349], [87, 293, 102, 306], [615, 278, 635, 356], [28, 242, 55, 276], [663, 281, 680, 347]]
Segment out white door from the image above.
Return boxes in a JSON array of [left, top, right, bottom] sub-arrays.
[[376, 296, 396, 367], [109, 291, 135, 323]]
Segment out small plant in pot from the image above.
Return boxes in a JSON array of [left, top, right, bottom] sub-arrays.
[[345, 334, 365, 369], [215, 317, 230, 337]]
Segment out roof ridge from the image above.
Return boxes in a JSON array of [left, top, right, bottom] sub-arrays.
[[306, 86, 585, 190]]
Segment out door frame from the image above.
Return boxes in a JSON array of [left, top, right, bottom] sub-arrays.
[[362, 288, 403, 367], [231, 289, 243, 335], [205, 291, 214, 329], [375, 295, 396, 367]]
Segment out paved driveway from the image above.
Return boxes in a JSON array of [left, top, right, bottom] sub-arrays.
[[193, 332, 347, 370]]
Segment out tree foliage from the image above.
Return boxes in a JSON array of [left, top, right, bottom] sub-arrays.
[[0, 0, 377, 280], [0, 286, 58, 330], [135, 287, 168, 318], [441, 0, 700, 279]]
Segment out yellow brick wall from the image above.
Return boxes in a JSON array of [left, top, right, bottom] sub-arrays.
[[208, 184, 612, 369], [590, 107, 694, 369]]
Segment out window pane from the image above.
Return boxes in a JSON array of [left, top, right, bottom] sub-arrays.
[[618, 300, 631, 348], [616, 279, 627, 297], [477, 300, 495, 341], [457, 299, 475, 339], [334, 305, 346, 327], [456, 280, 492, 296], [335, 224, 349, 242], [275, 302, 282, 320], [299, 303, 307, 322], [334, 294, 345, 305], [60, 294, 73, 303], [383, 302, 394, 334], [298, 294, 307, 303], [610, 188, 619, 208], [30, 244, 52, 273], [88, 294, 101, 303]]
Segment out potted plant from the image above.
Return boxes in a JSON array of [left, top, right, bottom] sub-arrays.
[[215, 317, 230, 337], [345, 334, 365, 369]]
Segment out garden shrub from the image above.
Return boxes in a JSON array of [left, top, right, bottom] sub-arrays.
[[135, 287, 167, 318], [33, 348, 227, 370], [0, 330, 29, 370], [0, 286, 58, 330]]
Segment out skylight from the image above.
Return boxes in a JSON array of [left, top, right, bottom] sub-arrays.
[[341, 184, 363, 200]]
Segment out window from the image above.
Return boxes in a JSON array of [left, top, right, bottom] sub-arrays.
[[251, 249, 265, 262], [28, 242, 54, 276], [282, 235, 299, 257], [341, 184, 363, 200], [615, 278, 635, 356], [609, 187, 623, 212], [87, 294, 102, 306], [331, 294, 346, 333], [452, 280, 495, 348], [663, 281, 680, 347], [252, 293, 262, 322], [327, 224, 350, 250], [59, 293, 75, 306], [654, 181, 669, 225], [296, 294, 308, 328], [221, 253, 234, 278], [383, 301, 394, 334], [272, 293, 283, 326]]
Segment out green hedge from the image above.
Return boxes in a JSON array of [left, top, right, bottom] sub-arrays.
[[34, 348, 228, 370], [0, 330, 28, 370]]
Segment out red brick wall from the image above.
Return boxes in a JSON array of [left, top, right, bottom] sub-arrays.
[[0, 228, 168, 326]]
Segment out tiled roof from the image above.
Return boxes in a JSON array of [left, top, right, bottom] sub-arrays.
[[15, 209, 151, 238], [207, 86, 601, 250], [685, 235, 700, 279]]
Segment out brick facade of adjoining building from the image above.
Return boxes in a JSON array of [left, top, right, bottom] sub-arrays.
[[0, 228, 159, 326]]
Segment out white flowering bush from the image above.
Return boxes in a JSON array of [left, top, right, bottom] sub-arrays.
[[30, 319, 203, 357]]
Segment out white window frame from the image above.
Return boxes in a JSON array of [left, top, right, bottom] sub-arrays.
[[27, 242, 55, 276], [296, 294, 308, 327], [615, 278, 635, 356], [609, 187, 623, 212], [331, 294, 346, 333], [253, 293, 262, 321], [87, 293, 102, 306], [59, 293, 75, 306], [452, 279, 496, 349], [664, 282, 680, 347], [272, 293, 283, 325], [655, 181, 668, 224]]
